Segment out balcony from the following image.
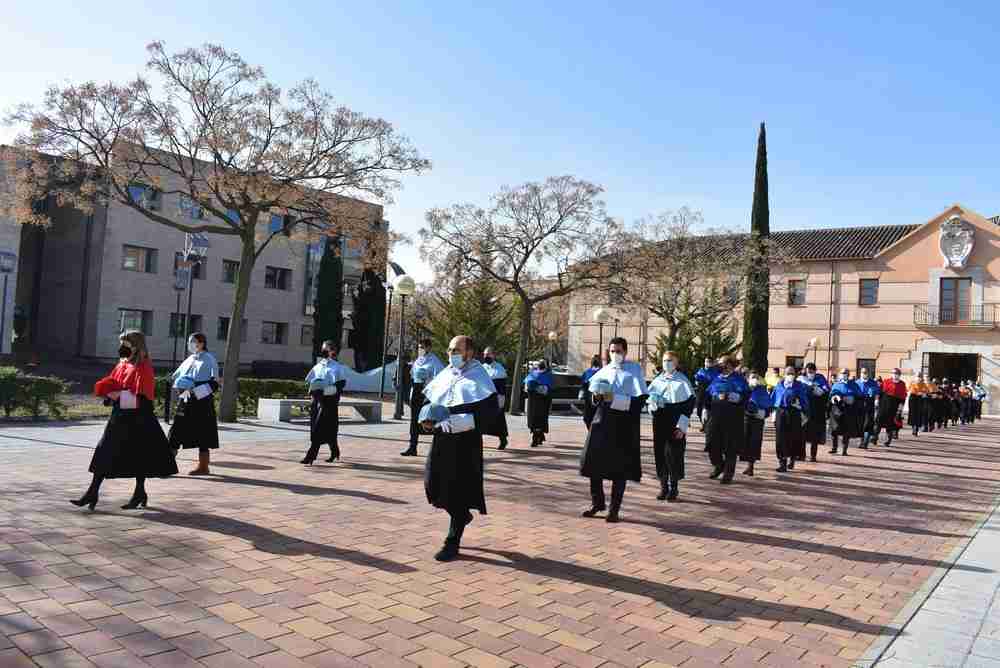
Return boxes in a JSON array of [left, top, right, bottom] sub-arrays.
[[913, 304, 999, 328]]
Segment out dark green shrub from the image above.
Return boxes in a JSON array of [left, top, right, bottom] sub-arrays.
[[0, 368, 70, 419], [0, 367, 19, 417]]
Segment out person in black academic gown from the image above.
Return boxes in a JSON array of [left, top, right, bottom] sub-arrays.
[[580, 355, 602, 429], [421, 335, 501, 562], [301, 341, 348, 465], [524, 360, 554, 447], [579, 337, 648, 522], [705, 355, 749, 484], [647, 350, 694, 502], [482, 347, 509, 449], [401, 339, 445, 456]]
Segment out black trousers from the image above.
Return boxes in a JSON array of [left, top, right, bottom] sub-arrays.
[[589, 477, 626, 511]]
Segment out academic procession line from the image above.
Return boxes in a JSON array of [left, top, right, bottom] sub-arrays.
[[70, 328, 989, 565]]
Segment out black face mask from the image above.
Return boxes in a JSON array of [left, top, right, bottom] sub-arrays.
[[484, 356, 494, 364], [118, 345, 132, 359]]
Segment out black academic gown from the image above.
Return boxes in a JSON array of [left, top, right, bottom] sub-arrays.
[[907, 393, 926, 428], [526, 389, 551, 434], [424, 395, 500, 515], [310, 380, 346, 447], [775, 407, 806, 461], [491, 377, 509, 440], [707, 397, 745, 467], [168, 380, 220, 450], [409, 381, 429, 445], [579, 396, 645, 483], [804, 390, 828, 445], [877, 394, 902, 430], [90, 396, 178, 479], [651, 396, 694, 481]]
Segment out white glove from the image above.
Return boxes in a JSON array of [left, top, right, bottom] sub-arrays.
[[193, 384, 212, 400], [831, 395, 841, 404], [179, 390, 192, 401], [800, 413, 809, 426], [436, 420, 453, 433], [119, 390, 137, 410], [757, 409, 766, 420], [676, 415, 689, 434]]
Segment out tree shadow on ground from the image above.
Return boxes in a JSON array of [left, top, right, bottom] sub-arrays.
[[208, 460, 275, 471], [196, 473, 407, 504], [140, 509, 415, 573], [462, 547, 893, 636]]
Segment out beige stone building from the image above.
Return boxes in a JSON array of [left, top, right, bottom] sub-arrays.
[[568, 204, 1000, 412]]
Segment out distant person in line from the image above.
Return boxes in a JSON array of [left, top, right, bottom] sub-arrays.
[[481, 347, 509, 449], [401, 339, 445, 457], [928, 378, 945, 431], [854, 367, 881, 449], [647, 350, 694, 502], [167, 332, 220, 475], [828, 369, 861, 455], [974, 380, 989, 420], [876, 368, 907, 445], [579, 337, 647, 521], [764, 367, 781, 391], [693, 357, 720, 432], [72, 330, 177, 511], [741, 370, 771, 477], [772, 366, 810, 473], [301, 341, 347, 465], [907, 373, 931, 437], [524, 359, 554, 447], [706, 355, 749, 484], [580, 355, 602, 429], [797, 362, 829, 462], [421, 335, 500, 561]]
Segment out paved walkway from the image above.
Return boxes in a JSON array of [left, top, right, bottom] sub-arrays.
[[0, 412, 997, 667]]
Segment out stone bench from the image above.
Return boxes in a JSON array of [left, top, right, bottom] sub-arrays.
[[257, 398, 382, 424]]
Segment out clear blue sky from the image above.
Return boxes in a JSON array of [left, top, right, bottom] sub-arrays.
[[3, 1, 998, 282]]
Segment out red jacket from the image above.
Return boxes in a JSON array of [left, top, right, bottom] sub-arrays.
[[882, 378, 907, 401], [95, 358, 155, 402]]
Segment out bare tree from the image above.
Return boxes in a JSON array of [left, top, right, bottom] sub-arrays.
[[612, 207, 793, 353], [1, 41, 428, 420], [420, 176, 620, 413]]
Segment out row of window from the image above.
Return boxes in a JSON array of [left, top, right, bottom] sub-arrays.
[[787, 278, 880, 306], [784, 356, 878, 378], [118, 309, 314, 347], [122, 245, 293, 290]]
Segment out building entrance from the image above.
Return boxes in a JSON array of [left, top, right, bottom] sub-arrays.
[[924, 352, 980, 383]]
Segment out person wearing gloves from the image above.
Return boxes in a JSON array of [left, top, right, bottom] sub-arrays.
[[72, 330, 177, 511], [876, 368, 907, 444], [420, 335, 501, 562], [481, 347, 509, 449], [771, 366, 811, 473], [401, 339, 445, 457], [167, 332, 220, 475], [647, 350, 694, 502], [694, 357, 720, 432], [301, 341, 348, 465], [580, 355, 602, 429], [705, 355, 749, 484], [579, 337, 648, 521], [741, 370, 772, 477], [828, 369, 862, 455], [798, 362, 829, 462], [855, 368, 881, 449], [524, 359, 554, 447]]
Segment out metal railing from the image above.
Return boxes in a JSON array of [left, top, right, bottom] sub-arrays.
[[913, 304, 998, 327]]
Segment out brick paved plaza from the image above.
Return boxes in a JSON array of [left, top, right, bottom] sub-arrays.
[[0, 412, 997, 667]]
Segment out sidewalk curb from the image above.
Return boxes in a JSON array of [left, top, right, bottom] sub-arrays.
[[854, 487, 1000, 667]]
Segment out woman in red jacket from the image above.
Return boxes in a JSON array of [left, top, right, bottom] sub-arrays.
[[71, 330, 177, 510]]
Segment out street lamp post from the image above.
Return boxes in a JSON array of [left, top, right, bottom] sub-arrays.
[[166, 267, 189, 423], [181, 233, 210, 343], [0, 251, 16, 357], [378, 281, 394, 401], [593, 307, 610, 358], [392, 274, 416, 420], [547, 330, 558, 365], [613, 317, 620, 338]]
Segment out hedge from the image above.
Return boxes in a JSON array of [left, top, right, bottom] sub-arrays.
[[0, 367, 70, 419], [155, 376, 307, 417]]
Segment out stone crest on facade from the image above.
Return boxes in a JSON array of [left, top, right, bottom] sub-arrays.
[[939, 215, 975, 269]]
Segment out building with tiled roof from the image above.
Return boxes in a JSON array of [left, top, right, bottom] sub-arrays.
[[568, 204, 1000, 413]]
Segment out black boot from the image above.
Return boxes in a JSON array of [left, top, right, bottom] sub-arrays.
[[606, 480, 625, 522], [326, 442, 340, 462], [810, 443, 818, 462], [71, 475, 103, 511], [121, 478, 147, 510], [530, 432, 539, 448], [829, 437, 839, 455], [400, 446, 418, 456], [842, 439, 849, 455], [787, 457, 795, 470], [667, 478, 679, 501], [497, 438, 507, 450], [709, 465, 723, 479], [656, 479, 669, 501], [743, 462, 755, 476], [301, 444, 320, 465], [720, 459, 736, 484], [583, 479, 606, 517], [435, 511, 472, 562], [776, 458, 788, 473]]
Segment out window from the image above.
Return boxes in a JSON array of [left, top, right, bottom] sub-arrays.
[[940, 277, 972, 323], [179, 194, 204, 220], [859, 278, 879, 306], [857, 358, 876, 379], [169, 313, 203, 338], [222, 260, 240, 284], [264, 266, 291, 290], [342, 236, 366, 259], [261, 321, 288, 345], [174, 252, 204, 280], [785, 356, 805, 371], [787, 279, 806, 306], [217, 317, 247, 342], [122, 245, 158, 273], [300, 324, 314, 346], [127, 183, 161, 210], [119, 309, 152, 335], [268, 214, 293, 235]]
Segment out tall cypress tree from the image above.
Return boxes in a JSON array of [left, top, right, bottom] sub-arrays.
[[312, 236, 344, 360], [742, 122, 770, 373], [348, 268, 386, 371]]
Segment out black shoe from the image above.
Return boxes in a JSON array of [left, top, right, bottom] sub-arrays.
[[810, 456, 818, 463], [70, 492, 98, 511], [828, 448, 838, 454], [720, 476, 733, 485], [709, 467, 723, 479], [656, 485, 668, 501], [581, 506, 605, 518], [776, 463, 788, 473], [667, 484, 679, 501], [605, 510, 620, 523], [300, 456, 314, 465], [841, 450, 849, 456], [328, 446, 340, 462], [787, 459, 795, 470], [434, 542, 460, 562], [498, 441, 507, 450], [400, 448, 417, 457], [121, 492, 147, 510], [743, 465, 755, 476]]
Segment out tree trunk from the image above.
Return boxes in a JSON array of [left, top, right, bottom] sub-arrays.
[[218, 237, 257, 422], [508, 300, 532, 416]]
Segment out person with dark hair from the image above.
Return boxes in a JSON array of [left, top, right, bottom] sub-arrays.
[[647, 350, 694, 501], [421, 335, 500, 561], [693, 357, 719, 432], [524, 359, 554, 447], [580, 354, 602, 429], [705, 355, 748, 484], [168, 332, 220, 475], [829, 369, 861, 455], [401, 338, 445, 456], [876, 368, 907, 445], [907, 373, 930, 436], [742, 370, 771, 477], [855, 367, 881, 449], [772, 366, 810, 473], [798, 362, 829, 462], [72, 330, 177, 511], [579, 337, 647, 522], [301, 340, 347, 465], [482, 347, 509, 449]]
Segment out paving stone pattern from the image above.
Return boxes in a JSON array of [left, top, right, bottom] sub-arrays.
[[0, 411, 998, 667]]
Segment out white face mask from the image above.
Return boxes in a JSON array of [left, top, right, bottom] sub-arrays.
[[610, 352, 624, 365], [784, 375, 795, 385], [749, 378, 759, 387], [188, 341, 200, 354], [449, 353, 464, 368], [663, 359, 675, 373], [418, 348, 426, 357], [840, 375, 849, 382], [806, 371, 815, 379], [860, 374, 868, 381]]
